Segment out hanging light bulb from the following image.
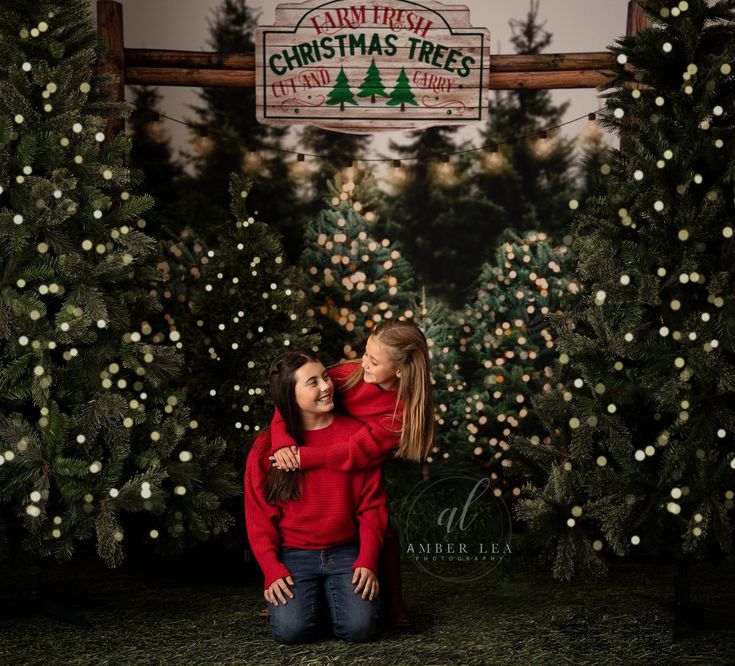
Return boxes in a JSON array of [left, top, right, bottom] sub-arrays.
[[243, 147, 262, 171], [484, 143, 503, 171], [146, 110, 165, 141], [341, 163, 356, 182], [290, 153, 311, 179], [534, 131, 554, 157], [389, 160, 406, 187], [434, 156, 455, 184], [195, 127, 213, 155]]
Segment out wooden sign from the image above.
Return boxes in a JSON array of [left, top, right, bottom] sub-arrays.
[[255, 0, 491, 133]]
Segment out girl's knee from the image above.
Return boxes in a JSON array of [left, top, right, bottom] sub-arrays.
[[271, 621, 316, 645], [269, 606, 318, 645], [333, 611, 378, 643]]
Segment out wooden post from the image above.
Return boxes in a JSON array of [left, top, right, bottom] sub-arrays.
[[626, 0, 650, 38], [96, 1, 125, 137], [621, 1, 651, 153]]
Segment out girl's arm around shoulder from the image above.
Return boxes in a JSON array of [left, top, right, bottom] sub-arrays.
[[270, 406, 298, 454], [298, 412, 401, 472]]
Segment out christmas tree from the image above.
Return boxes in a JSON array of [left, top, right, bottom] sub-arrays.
[[301, 175, 415, 363], [386, 67, 418, 111], [576, 117, 609, 204], [515, 0, 735, 580], [182, 176, 319, 445], [128, 86, 188, 240], [147, 227, 209, 353], [189, 0, 304, 261], [357, 59, 387, 104], [326, 67, 357, 111], [0, 0, 238, 566], [379, 126, 500, 306], [297, 130, 372, 224], [470, 0, 578, 246], [456, 231, 573, 497], [414, 297, 468, 475]]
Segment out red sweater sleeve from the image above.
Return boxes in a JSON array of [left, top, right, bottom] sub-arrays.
[[299, 414, 401, 471], [270, 407, 298, 454], [244, 433, 292, 589], [351, 466, 388, 575]]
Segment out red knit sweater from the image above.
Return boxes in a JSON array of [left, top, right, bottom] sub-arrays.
[[270, 362, 402, 471], [245, 414, 389, 589]]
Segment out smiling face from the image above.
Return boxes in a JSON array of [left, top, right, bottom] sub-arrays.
[[293, 360, 334, 419], [362, 335, 401, 390]]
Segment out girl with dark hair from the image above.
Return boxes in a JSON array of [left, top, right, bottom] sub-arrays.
[[268, 319, 435, 626], [244, 350, 388, 644]]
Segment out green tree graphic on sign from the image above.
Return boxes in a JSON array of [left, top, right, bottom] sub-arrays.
[[387, 67, 418, 111], [357, 58, 387, 104], [326, 67, 357, 110]]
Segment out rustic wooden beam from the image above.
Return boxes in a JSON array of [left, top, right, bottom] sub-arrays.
[[491, 52, 616, 72], [125, 49, 255, 70], [123, 49, 615, 75], [126, 67, 256, 87], [488, 69, 612, 90], [96, 0, 125, 136], [126, 64, 612, 90], [123, 52, 618, 90]]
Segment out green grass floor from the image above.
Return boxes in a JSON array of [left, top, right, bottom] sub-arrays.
[[1, 550, 734, 665]]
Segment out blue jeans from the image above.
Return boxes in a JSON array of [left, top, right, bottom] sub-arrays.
[[268, 543, 379, 644]]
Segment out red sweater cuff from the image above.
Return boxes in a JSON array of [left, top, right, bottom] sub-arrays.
[[262, 559, 292, 590], [352, 541, 382, 576], [353, 526, 385, 576]]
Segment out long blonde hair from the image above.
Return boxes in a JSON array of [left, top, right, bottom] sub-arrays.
[[342, 320, 435, 462]]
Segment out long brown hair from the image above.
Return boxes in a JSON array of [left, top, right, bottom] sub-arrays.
[[266, 349, 321, 503], [342, 320, 435, 462]]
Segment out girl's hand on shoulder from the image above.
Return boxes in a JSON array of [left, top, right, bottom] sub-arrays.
[[352, 567, 379, 601], [264, 575, 295, 605], [269, 446, 300, 471]]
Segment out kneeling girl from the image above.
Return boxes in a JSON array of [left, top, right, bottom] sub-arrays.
[[244, 350, 388, 644]]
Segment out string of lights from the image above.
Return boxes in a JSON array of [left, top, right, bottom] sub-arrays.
[[130, 100, 604, 165]]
